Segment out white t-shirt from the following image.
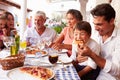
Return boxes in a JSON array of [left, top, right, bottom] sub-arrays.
[[70, 38, 100, 69], [24, 27, 57, 45]]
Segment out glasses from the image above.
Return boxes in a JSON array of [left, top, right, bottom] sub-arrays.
[[2, 36, 14, 49]]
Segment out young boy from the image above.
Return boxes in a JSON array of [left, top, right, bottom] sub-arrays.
[[70, 21, 100, 80]]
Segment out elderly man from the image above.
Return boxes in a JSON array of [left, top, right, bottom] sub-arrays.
[[24, 11, 57, 46]]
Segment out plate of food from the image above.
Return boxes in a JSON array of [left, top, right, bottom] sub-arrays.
[[26, 47, 48, 57], [7, 66, 54, 80]]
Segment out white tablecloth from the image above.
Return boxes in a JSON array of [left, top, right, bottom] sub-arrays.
[[0, 50, 81, 80]]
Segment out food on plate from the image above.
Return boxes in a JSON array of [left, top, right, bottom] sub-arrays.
[[19, 66, 53, 80], [26, 48, 46, 55]]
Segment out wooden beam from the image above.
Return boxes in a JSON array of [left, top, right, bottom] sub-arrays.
[[0, 0, 32, 12]]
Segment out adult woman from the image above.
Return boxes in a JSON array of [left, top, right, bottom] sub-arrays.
[[4, 11, 15, 36], [51, 9, 83, 56], [0, 11, 15, 50]]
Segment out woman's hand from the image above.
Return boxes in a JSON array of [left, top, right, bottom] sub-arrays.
[[51, 43, 63, 50]]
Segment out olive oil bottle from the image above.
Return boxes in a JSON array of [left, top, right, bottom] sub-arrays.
[[15, 33, 20, 54]]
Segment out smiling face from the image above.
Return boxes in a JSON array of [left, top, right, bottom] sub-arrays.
[[0, 19, 6, 30], [7, 14, 14, 29], [34, 15, 46, 29], [66, 13, 79, 28], [74, 29, 90, 44], [93, 16, 114, 36]]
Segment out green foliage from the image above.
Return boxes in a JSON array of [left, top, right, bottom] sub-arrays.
[[52, 21, 66, 34], [53, 26, 62, 34]]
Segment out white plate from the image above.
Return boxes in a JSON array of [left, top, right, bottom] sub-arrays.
[[26, 54, 47, 57], [58, 55, 72, 64], [26, 52, 48, 58], [30, 59, 52, 67], [26, 47, 48, 58], [7, 66, 54, 80]]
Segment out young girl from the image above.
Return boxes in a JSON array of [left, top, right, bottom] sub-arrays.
[[0, 14, 7, 49], [70, 21, 100, 80]]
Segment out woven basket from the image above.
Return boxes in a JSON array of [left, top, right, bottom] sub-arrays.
[[0, 54, 25, 70]]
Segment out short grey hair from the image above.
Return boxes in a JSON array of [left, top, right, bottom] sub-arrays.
[[35, 11, 46, 19]]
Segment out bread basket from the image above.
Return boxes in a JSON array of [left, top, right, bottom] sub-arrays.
[[0, 54, 25, 70]]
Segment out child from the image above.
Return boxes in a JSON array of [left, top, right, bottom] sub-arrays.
[[0, 14, 7, 49], [70, 21, 100, 80]]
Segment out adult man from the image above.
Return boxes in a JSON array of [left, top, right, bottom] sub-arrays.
[[77, 3, 120, 80], [24, 11, 57, 46]]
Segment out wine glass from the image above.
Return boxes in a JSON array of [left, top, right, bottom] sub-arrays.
[[20, 40, 27, 50], [45, 40, 52, 48], [2, 36, 14, 49], [37, 40, 45, 50], [48, 49, 59, 70], [29, 37, 38, 46], [10, 29, 18, 37]]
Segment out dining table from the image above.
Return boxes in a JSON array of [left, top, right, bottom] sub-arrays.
[[0, 49, 81, 80]]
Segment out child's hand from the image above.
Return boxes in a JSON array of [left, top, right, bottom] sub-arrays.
[[76, 54, 88, 63], [78, 45, 93, 57], [2, 28, 7, 36]]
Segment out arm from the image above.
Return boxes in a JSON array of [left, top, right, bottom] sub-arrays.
[[89, 51, 105, 69], [51, 34, 72, 50], [54, 33, 64, 43], [79, 46, 106, 69], [78, 66, 93, 77]]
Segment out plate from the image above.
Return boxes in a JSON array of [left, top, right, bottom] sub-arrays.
[[26, 48, 48, 57], [58, 55, 72, 64], [7, 66, 54, 80], [30, 58, 52, 67], [26, 53, 48, 57]]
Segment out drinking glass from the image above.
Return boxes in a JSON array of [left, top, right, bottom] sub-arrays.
[[29, 37, 38, 46], [48, 49, 59, 70], [45, 40, 52, 48], [10, 29, 18, 37], [20, 40, 27, 50], [2, 36, 14, 49], [37, 40, 45, 50]]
